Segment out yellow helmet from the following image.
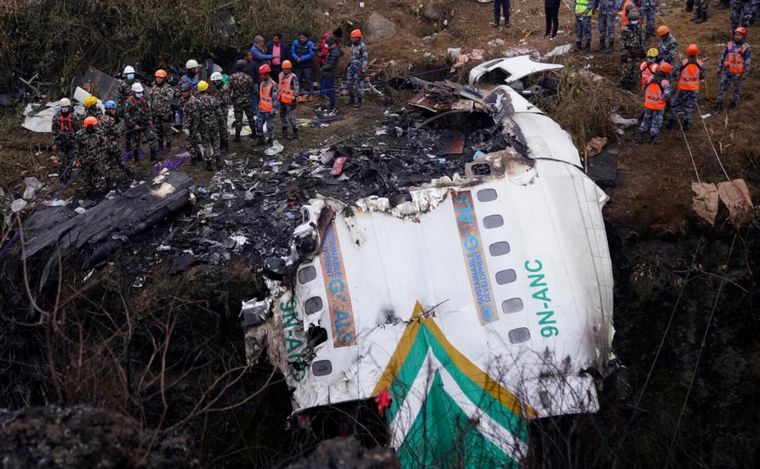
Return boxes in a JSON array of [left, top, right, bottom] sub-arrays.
[[646, 48, 659, 59], [197, 80, 209, 92], [84, 95, 98, 108]]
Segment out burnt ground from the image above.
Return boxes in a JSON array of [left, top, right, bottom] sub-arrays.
[[1, 1, 760, 468]]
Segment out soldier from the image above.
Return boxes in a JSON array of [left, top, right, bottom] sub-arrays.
[[691, 0, 709, 23], [620, 11, 645, 90], [117, 66, 136, 114], [347, 29, 369, 108], [640, 0, 657, 37], [256, 64, 278, 146], [84, 96, 102, 118], [148, 69, 175, 152], [181, 82, 202, 163], [715, 27, 752, 113], [278, 60, 300, 140], [195, 80, 221, 170], [638, 62, 672, 144], [667, 44, 704, 131], [594, 0, 617, 51], [657, 26, 678, 68], [640, 48, 660, 88], [100, 100, 132, 180], [573, 0, 593, 52], [229, 59, 256, 142], [210, 71, 230, 151], [77, 117, 109, 195], [124, 82, 158, 162], [52, 97, 79, 182], [731, 0, 758, 31]]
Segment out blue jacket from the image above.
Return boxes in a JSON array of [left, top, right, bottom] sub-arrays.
[[181, 74, 199, 88], [250, 44, 274, 83], [290, 39, 315, 67]]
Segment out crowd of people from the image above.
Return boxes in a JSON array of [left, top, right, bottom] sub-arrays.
[[50, 28, 369, 191]]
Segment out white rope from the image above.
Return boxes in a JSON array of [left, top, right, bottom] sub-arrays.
[[696, 102, 732, 183], [676, 114, 703, 184]]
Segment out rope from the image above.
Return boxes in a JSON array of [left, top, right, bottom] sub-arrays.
[[676, 114, 702, 184], [696, 102, 732, 183]]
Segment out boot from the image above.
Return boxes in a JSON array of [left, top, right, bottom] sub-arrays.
[[650, 134, 660, 145], [265, 136, 273, 146], [575, 41, 582, 52], [292, 128, 299, 140], [215, 155, 224, 169], [728, 100, 737, 112], [234, 130, 241, 143], [166, 139, 171, 150], [606, 39, 615, 53], [598, 38, 606, 51], [584, 40, 591, 51], [281, 126, 287, 137], [694, 12, 706, 24], [348, 95, 356, 105], [256, 136, 265, 146], [354, 97, 362, 108], [636, 131, 646, 144], [205, 160, 214, 171], [714, 101, 723, 114], [149, 148, 159, 161], [683, 120, 691, 131]]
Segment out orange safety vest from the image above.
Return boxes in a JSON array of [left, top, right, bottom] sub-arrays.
[[56, 113, 74, 132], [259, 80, 274, 112], [724, 41, 749, 75], [278, 73, 295, 104], [677, 58, 703, 91], [640, 62, 656, 88], [643, 78, 668, 110], [621, 0, 638, 26]]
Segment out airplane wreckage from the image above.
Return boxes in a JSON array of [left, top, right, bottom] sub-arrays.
[[241, 58, 614, 467]]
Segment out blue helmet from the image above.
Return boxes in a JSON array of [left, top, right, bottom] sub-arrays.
[[104, 100, 118, 110]]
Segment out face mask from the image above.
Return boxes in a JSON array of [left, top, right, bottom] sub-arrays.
[[60, 107, 70, 114], [127, 73, 134, 80], [135, 92, 143, 99]]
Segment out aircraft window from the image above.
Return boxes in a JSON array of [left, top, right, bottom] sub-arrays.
[[508, 327, 530, 344], [501, 298, 524, 314], [298, 265, 317, 284], [483, 214, 504, 228], [495, 269, 517, 285], [304, 296, 323, 314], [312, 359, 333, 376], [477, 189, 498, 202], [489, 241, 511, 256]]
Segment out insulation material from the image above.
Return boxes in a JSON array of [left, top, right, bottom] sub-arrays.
[[717, 179, 753, 226], [691, 182, 719, 225]]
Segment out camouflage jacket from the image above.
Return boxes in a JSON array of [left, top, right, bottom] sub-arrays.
[[348, 41, 369, 70], [99, 114, 123, 154], [86, 107, 103, 118], [228, 72, 253, 105], [51, 111, 79, 142], [658, 35, 678, 66], [208, 93, 227, 128], [183, 95, 202, 133], [76, 129, 104, 164], [148, 82, 175, 116], [213, 83, 231, 107], [124, 96, 152, 128], [117, 79, 135, 108], [197, 94, 220, 131], [621, 26, 644, 61]]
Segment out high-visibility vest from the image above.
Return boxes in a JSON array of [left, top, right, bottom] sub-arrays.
[[278, 73, 295, 104], [643, 78, 668, 110], [259, 80, 274, 112], [678, 59, 703, 91], [56, 113, 74, 132], [724, 41, 749, 75], [640, 62, 656, 88], [621, 0, 638, 26], [575, 0, 592, 16]]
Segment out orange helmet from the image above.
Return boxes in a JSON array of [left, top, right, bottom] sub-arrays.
[[154, 69, 168, 78], [659, 62, 673, 74], [282, 60, 292, 70], [686, 44, 699, 56], [350, 29, 362, 39], [656, 25, 669, 37], [258, 64, 271, 75], [735, 26, 748, 37], [83, 116, 99, 128]]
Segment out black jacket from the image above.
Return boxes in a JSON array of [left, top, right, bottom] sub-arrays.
[[320, 46, 342, 77]]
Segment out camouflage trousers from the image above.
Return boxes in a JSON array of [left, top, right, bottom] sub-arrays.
[[280, 103, 298, 131], [641, 4, 657, 35], [575, 16, 592, 44], [598, 12, 616, 42], [125, 126, 156, 159], [256, 110, 275, 139], [346, 65, 364, 99], [640, 109, 665, 135], [670, 90, 699, 123], [731, 0, 755, 28], [218, 105, 229, 148], [56, 138, 76, 181], [80, 156, 110, 194], [195, 125, 219, 163], [152, 113, 173, 149], [233, 99, 256, 135], [695, 0, 709, 12], [620, 60, 639, 90], [716, 72, 744, 103]]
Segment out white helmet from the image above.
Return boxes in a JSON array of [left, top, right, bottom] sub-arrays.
[[123, 65, 135, 75], [131, 82, 144, 93], [185, 59, 199, 70], [59, 98, 71, 107], [210, 71, 223, 81]]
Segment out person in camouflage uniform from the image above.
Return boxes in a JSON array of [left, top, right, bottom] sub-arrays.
[[117, 66, 137, 117], [347, 29, 369, 107], [84, 96, 102, 118], [100, 100, 132, 180], [180, 83, 202, 163], [731, 0, 758, 31], [620, 11, 645, 90], [594, 0, 617, 51], [691, 0, 709, 23], [52, 98, 80, 182], [640, 0, 657, 37], [194, 80, 221, 170], [715, 27, 752, 113], [657, 26, 678, 68], [229, 59, 256, 142], [77, 117, 110, 195], [148, 69, 175, 152], [210, 72, 230, 151], [255, 65, 278, 146], [124, 82, 158, 162]]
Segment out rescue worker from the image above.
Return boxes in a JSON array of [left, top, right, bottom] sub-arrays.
[[278, 60, 300, 140], [715, 27, 752, 113], [594, 0, 617, 51], [84, 96, 102, 118], [181, 82, 202, 163], [657, 26, 678, 72], [620, 0, 640, 27], [640, 0, 657, 37], [620, 11, 645, 90], [210, 71, 230, 151], [195, 80, 221, 170], [229, 59, 256, 142], [691, 0, 709, 23], [638, 62, 672, 144], [117, 65, 136, 113], [731, 0, 758, 31], [77, 117, 109, 195], [668, 44, 704, 131], [320, 36, 341, 115], [347, 29, 369, 108], [148, 69, 175, 152], [640, 48, 660, 88], [100, 100, 132, 180], [256, 64, 278, 146], [573, 0, 593, 52], [290, 32, 315, 101], [181, 60, 200, 90], [124, 82, 158, 162], [52, 97, 79, 182]]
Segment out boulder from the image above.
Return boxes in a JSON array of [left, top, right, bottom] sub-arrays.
[[423, 1, 448, 21], [364, 12, 397, 44]]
